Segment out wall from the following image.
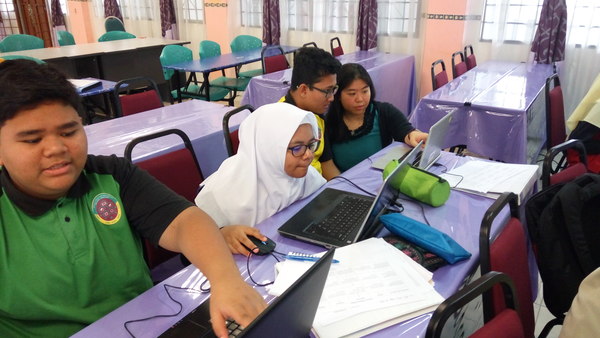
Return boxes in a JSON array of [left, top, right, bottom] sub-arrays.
[[67, 0, 94, 43]]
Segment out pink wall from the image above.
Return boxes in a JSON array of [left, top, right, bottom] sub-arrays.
[[420, 0, 469, 97]]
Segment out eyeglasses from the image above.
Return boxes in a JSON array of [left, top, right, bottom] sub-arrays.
[[309, 85, 339, 99], [287, 140, 319, 157]]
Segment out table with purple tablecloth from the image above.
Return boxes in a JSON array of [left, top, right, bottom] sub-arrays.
[[74, 142, 537, 338], [241, 51, 417, 116], [409, 61, 554, 164], [85, 99, 249, 176]]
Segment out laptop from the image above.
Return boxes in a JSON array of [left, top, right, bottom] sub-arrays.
[[277, 145, 421, 248], [371, 111, 455, 170], [159, 249, 335, 338]]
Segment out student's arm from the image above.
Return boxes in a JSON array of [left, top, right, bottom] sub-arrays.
[[321, 159, 341, 181], [158, 207, 267, 338]]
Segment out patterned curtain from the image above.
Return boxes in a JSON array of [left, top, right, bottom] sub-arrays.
[[50, 0, 65, 27], [356, 0, 377, 50], [531, 0, 567, 64], [104, 0, 124, 22], [160, 0, 177, 38], [262, 0, 280, 45]]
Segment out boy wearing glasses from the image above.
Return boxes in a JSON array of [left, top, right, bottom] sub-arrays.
[[280, 47, 342, 180], [0, 59, 266, 337]]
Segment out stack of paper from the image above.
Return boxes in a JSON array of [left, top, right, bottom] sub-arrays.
[[439, 160, 539, 204], [268, 238, 444, 338], [68, 79, 101, 93]]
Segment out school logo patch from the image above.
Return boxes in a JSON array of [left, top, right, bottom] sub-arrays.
[[92, 193, 122, 225]]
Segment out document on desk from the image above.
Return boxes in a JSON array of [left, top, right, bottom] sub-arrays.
[[439, 160, 539, 204], [68, 79, 101, 93], [268, 238, 444, 338]]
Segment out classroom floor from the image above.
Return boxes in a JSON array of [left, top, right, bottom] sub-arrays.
[[535, 273, 562, 337]]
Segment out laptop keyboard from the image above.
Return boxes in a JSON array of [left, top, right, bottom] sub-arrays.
[[305, 195, 372, 241]]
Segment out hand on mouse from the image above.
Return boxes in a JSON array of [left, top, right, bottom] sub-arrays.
[[220, 225, 267, 256]]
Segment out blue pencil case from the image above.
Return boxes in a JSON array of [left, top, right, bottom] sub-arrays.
[[380, 213, 471, 264]]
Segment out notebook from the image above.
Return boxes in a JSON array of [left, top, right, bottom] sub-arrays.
[[159, 249, 335, 338], [371, 111, 455, 170], [277, 145, 421, 248]]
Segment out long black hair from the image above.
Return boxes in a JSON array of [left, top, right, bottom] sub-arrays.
[[326, 63, 377, 143]]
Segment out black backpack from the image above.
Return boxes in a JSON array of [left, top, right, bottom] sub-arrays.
[[525, 173, 600, 318]]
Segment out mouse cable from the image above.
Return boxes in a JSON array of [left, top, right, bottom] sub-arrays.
[[396, 196, 431, 226], [246, 252, 280, 287], [123, 283, 204, 337], [436, 163, 465, 188], [330, 175, 376, 197]]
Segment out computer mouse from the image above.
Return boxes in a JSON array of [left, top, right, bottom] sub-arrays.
[[243, 236, 276, 256]]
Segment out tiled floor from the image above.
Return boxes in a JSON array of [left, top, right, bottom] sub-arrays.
[[534, 273, 562, 338]]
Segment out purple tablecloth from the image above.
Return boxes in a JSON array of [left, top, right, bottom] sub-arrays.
[[242, 51, 417, 116], [74, 142, 539, 338], [410, 61, 554, 163], [85, 100, 249, 176]]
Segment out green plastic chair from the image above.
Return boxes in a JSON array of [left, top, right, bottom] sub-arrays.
[[105, 16, 125, 32], [0, 34, 44, 52], [0, 55, 46, 64], [229, 35, 263, 78], [199, 40, 250, 93], [57, 31, 75, 46], [98, 31, 136, 42], [159, 44, 231, 103]]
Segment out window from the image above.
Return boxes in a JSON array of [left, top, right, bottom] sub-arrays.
[[120, 0, 154, 20], [568, 0, 600, 48], [481, 0, 543, 43], [183, 0, 204, 22], [59, 0, 68, 15], [377, 0, 420, 36], [241, 0, 262, 27], [287, 0, 358, 33], [0, 0, 18, 38]]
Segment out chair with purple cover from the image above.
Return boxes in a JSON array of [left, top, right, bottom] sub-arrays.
[[479, 192, 535, 338], [124, 129, 204, 271], [114, 76, 163, 117], [451, 50, 468, 79], [330, 37, 344, 57], [545, 73, 568, 172], [223, 104, 254, 157], [426, 271, 524, 338], [261, 45, 290, 74], [542, 139, 589, 189], [431, 59, 449, 91], [464, 45, 477, 70]]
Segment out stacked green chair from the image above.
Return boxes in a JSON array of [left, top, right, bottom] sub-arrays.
[[105, 16, 125, 32], [229, 35, 263, 78], [200, 40, 250, 95], [159, 44, 231, 103], [0, 55, 46, 64], [0, 34, 44, 52], [98, 31, 136, 42], [57, 31, 75, 46]]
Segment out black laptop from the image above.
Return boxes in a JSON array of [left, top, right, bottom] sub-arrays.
[[159, 249, 335, 337], [278, 144, 421, 248]]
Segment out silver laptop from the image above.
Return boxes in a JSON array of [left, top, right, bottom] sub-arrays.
[[278, 144, 422, 248], [371, 111, 454, 170]]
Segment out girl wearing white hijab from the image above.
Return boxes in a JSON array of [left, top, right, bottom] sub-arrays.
[[195, 102, 326, 255]]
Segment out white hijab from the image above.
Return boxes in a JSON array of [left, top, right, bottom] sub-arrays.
[[195, 102, 326, 227]]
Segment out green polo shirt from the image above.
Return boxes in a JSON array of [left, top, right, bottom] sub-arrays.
[[0, 155, 192, 337]]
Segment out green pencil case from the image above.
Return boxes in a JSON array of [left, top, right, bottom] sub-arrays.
[[383, 160, 450, 207]]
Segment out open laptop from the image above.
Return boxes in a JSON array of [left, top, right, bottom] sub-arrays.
[[159, 249, 335, 338], [371, 111, 455, 170], [278, 144, 421, 248]]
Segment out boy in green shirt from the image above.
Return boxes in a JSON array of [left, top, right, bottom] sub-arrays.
[[0, 59, 265, 337]]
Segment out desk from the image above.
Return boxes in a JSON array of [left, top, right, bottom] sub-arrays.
[[0, 38, 189, 98], [409, 61, 554, 163], [162, 45, 298, 102], [241, 51, 417, 116], [85, 100, 249, 176], [77, 78, 119, 123], [74, 143, 527, 338]]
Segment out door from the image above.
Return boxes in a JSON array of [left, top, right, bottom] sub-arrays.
[[14, 0, 52, 47]]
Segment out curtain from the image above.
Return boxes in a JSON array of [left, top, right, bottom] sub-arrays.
[[160, 0, 178, 39], [104, 0, 123, 21], [356, 0, 377, 50], [263, 0, 280, 45], [51, 0, 65, 27], [531, 0, 567, 63]]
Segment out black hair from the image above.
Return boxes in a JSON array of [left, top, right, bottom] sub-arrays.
[[326, 63, 376, 143], [0, 59, 81, 127], [290, 47, 341, 89]]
